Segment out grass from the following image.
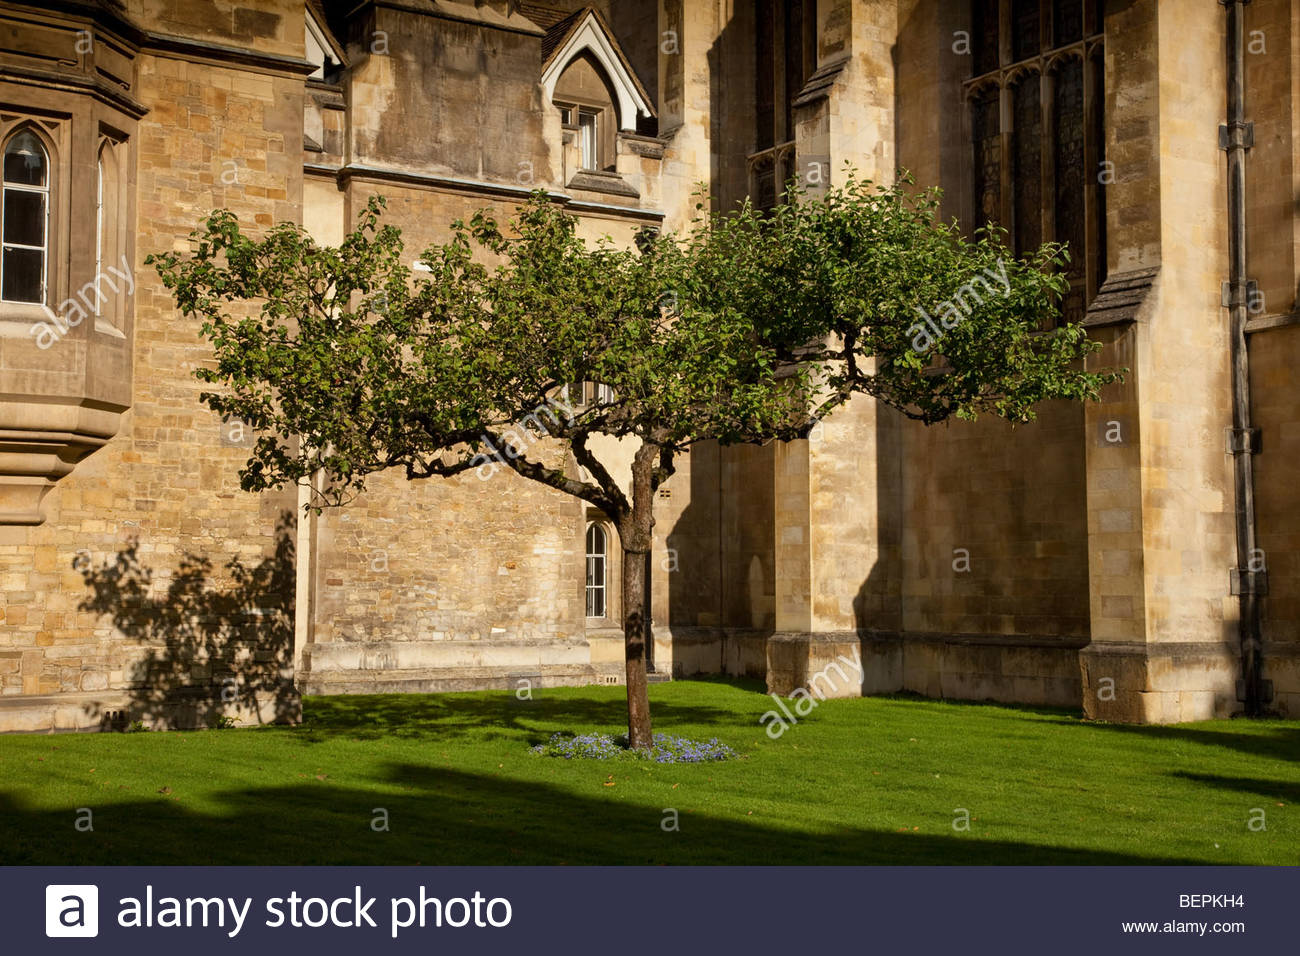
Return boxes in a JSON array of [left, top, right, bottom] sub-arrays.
[[0, 678, 1296, 865]]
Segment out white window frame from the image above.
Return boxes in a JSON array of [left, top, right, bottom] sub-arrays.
[[577, 108, 598, 170], [0, 129, 50, 306], [586, 523, 608, 618]]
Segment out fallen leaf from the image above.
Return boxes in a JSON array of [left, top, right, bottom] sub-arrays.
[[315, 774, 328, 780], [157, 786, 172, 795], [603, 781, 616, 787]]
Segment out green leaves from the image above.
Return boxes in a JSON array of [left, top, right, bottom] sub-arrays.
[[150, 177, 1121, 521]]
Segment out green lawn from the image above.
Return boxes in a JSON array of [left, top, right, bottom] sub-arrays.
[[0, 679, 1296, 865]]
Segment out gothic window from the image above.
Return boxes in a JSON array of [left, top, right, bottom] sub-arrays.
[[586, 523, 608, 618], [967, 0, 1105, 323], [553, 53, 619, 174], [1012, 74, 1042, 257], [972, 0, 1000, 76], [1012, 0, 1041, 62], [971, 89, 1001, 233], [750, 0, 816, 209], [1, 129, 49, 304], [95, 137, 127, 327]]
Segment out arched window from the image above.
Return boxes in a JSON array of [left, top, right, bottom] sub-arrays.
[[95, 146, 106, 294], [95, 138, 125, 326], [1, 130, 49, 304], [586, 523, 607, 617], [554, 53, 618, 172], [966, 0, 1105, 322]]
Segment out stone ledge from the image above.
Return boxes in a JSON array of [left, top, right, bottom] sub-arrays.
[[1081, 266, 1159, 328], [0, 687, 298, 733], [566, 170, 640, 199], [1080, 642, 1238, 722], [765, 630, 1083, 708], [302, 664, 596, 696]]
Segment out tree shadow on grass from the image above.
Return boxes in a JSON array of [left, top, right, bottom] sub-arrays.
[[77, 512, 299, 731], [1079, 722, 1300, 765], [1171, 772, 1300, 806], [297, 685, 756, 747], [0, 762, 1218, 867]]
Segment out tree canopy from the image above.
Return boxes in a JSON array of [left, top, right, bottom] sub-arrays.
[[151, 174, 1120, 747]]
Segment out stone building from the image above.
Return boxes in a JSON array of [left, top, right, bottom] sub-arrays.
[[0, 0, 1296, 731]]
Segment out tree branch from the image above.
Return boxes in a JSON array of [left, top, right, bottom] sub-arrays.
[[484, 429, 619, 514]]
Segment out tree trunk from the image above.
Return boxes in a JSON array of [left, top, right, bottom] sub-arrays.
[[622, 546, 653, 748]]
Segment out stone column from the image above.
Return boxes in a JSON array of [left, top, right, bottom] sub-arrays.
[[767, 0, 903, 699], [1081, 0, 1239, 722]]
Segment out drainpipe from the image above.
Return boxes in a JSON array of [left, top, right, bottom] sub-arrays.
[[1220, 0, 1267, 715]]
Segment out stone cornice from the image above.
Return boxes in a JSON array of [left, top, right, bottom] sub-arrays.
[[140, 31, 317, 78], [319, 162, 665, 222], [0, 1, 317, 81], [360, 0, 546, 38], [0, 61, 148, 118]]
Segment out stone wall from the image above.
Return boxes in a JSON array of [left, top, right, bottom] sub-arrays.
[[0, 0, 306, 731], [3, 0, 1299, 732]]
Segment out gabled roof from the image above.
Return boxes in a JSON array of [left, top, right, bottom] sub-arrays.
[[537, 6, 655, 130], [517, 1, 573, 31], [540, 7, 585, 61], [306, 0, 347, 78]]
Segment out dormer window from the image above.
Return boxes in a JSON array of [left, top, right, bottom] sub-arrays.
[[559, 103, 601, 170], [541, 8, 655, 176]]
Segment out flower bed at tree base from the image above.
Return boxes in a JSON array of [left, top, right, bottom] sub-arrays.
[[531, 731, 739, 763]]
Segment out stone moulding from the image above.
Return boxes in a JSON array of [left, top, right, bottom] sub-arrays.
[[1080, 265, 1160, 328], [566, 169, 640, 199], [0, 397, 126, 525], [326, 162, 666, 222], [791, 57, 851, 109]]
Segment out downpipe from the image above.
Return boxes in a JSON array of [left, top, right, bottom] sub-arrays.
[[1220, 0, 1267, 715]]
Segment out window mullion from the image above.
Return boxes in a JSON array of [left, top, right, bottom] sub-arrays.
[[998, 0, 1013, 66], [1041, 68, 1056, 255], [1082, 52, 1100, 301], [999, 81, 1014, 248]]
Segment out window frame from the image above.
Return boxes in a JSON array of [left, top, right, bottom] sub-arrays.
[[93, 133, 128, 333], [577, 107, 599, 171], [585, 522, 609, 619], [963, 0, 1106, 316], [557, 99, 606, 172], [1, 126, 52, 307]]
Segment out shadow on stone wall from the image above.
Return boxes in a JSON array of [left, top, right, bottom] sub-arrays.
[[77, 511, 299, 731]]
